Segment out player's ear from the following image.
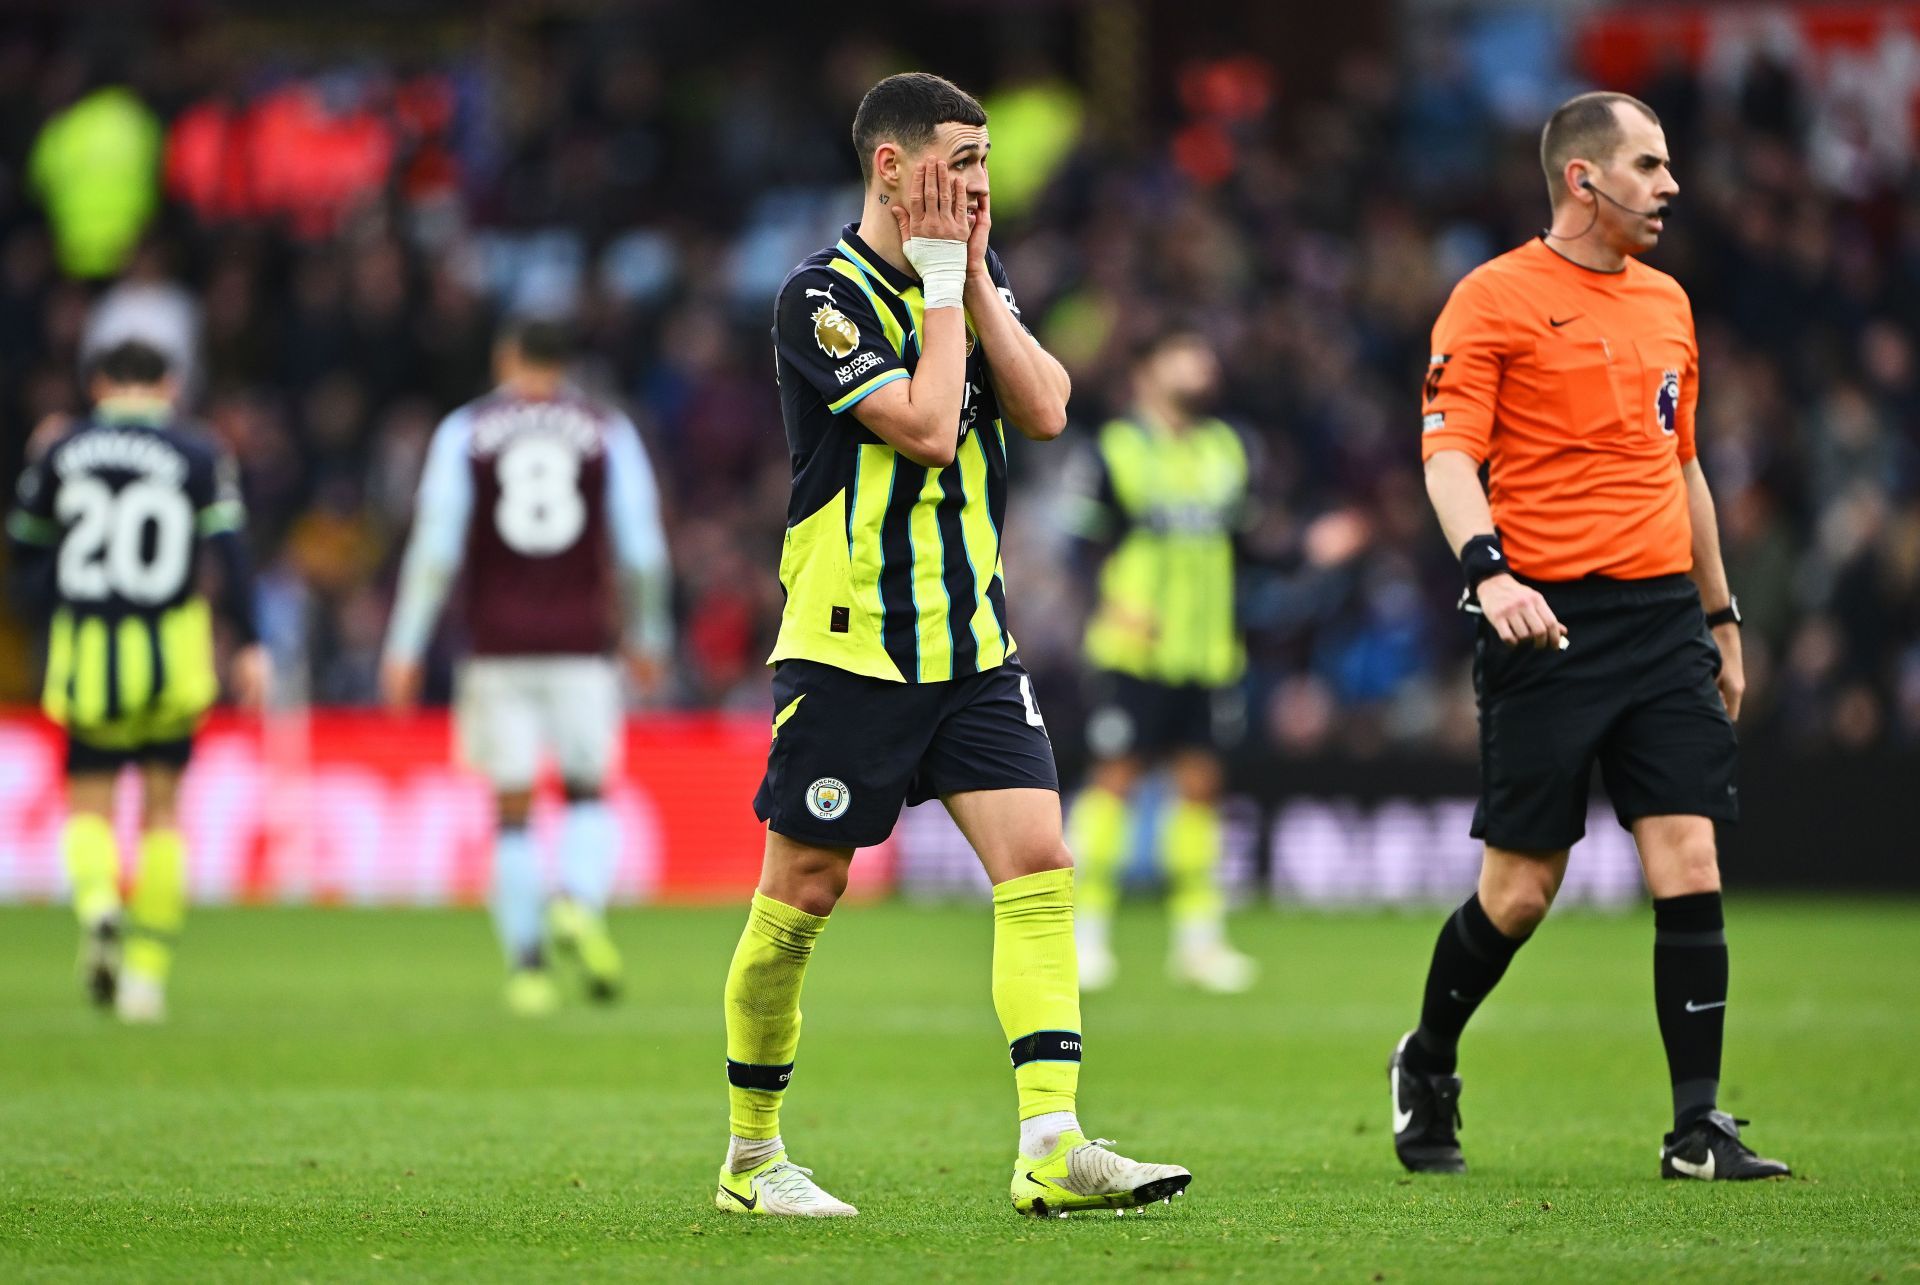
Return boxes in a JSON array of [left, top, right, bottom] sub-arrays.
[[874, 142, 902, 190]]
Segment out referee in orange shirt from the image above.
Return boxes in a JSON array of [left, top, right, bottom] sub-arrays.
[[1386, 92, 1789, 1181]]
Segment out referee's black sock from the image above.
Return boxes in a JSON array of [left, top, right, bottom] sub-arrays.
[[1404, 893, 1531, 1075], [1653, 891, 1727, 1132]]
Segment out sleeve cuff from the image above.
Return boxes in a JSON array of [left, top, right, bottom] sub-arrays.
[[1419, 430, 1489, 465], [828, 367, 909, 414]]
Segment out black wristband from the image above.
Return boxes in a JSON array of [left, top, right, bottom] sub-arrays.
[[1459, 534, 1509, 591], [1705, 596, 1741, 629]]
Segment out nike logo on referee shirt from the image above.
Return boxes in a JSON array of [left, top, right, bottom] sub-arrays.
[[1550, 316, 1579, 327]]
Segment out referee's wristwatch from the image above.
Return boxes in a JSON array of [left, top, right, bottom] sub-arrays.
[[1705, 596, 1742, 629]]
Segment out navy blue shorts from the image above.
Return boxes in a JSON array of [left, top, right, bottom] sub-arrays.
[[66, 731, 193, 776], [753, 658, 1059, 848], [1083, 670, 1244, 760]]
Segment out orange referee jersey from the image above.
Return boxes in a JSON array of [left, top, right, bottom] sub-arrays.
[[1420, 236, 1698, 581]]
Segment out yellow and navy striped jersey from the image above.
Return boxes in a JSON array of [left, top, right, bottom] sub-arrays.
[[7, 410, 251, 736], [1063, 414, 1250, 687], [768, 225, 1023, 684]]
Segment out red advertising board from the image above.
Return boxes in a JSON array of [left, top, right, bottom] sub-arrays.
[[1577, 3, 1920, 93], [0, 709, 895, 905]]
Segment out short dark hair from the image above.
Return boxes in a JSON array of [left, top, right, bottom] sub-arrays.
[[1540, 91, 1660, 204], [88, 340, 171, 387], [851, 72, 987, 183], [505, 317, 574, 367], [1130, 327, 1210, 372]]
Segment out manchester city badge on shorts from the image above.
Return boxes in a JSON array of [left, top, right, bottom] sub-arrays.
[[805, 777, 851, 822]]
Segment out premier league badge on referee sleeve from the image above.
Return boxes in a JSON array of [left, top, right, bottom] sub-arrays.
[[1657, 369, 1680, 435], [806, 777, 851, 822]]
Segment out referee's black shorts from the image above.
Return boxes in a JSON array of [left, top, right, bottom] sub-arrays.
[[1471, 573, 1738, 852]]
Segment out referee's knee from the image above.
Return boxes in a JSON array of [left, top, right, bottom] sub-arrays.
[[1478, 850, 1566, 937], [1482, 886, 1552, 937], [1634, 815, 1722, 896]]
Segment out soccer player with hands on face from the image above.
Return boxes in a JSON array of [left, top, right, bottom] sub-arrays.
[[716, 72, 1191, 1219]]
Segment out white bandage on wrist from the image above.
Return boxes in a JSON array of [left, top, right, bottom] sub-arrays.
[[901, 237, 969, 309]]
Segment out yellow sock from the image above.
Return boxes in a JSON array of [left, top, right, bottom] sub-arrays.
[[125, 828, 187, 982], [992, 867, 1081, 1121], [1164, 799, 1225, 930], [1066, 786, 1129, 919], [63, 813, 121, 927], [724, 891, 829, 1142]]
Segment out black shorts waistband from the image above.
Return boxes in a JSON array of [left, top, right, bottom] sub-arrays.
[[1515, 573, 1698, 615]]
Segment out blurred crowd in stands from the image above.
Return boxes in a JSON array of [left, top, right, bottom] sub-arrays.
[[3, 10, 1917, 756]]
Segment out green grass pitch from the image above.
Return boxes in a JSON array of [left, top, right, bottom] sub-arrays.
[[1, 898, 1915, 1282]]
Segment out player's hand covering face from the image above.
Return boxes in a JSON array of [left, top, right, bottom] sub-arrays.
[[887, 156, 972, 246], [886, 122, 988, 242]]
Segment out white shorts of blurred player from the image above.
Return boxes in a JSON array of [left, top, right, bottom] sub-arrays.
[[455, 656, 623, 793]]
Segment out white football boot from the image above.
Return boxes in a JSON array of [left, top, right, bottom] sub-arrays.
[[716, 1152, 858, 1217], [1012, 1132, 1192, 1216]]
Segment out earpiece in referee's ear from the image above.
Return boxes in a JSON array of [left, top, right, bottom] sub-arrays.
[[1578, 175, 1592, 190]]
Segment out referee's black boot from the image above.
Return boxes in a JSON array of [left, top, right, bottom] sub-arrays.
[[1660, 1110, 1790, 1181], [1389, 1032, 1466, 1174]]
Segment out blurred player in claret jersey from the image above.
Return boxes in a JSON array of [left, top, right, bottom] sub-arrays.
[[8, 340, 269, 1024], [381, 319, 673, 1016]]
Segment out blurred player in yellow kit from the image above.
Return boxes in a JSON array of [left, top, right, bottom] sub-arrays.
[[8, 341, 268, 1023], [1061, 332, 1257, 994]]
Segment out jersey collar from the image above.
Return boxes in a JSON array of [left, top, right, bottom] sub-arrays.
[[1531, 234, 1629, 277], [837, 224, 915, 298], [94, 395, 174, 427]]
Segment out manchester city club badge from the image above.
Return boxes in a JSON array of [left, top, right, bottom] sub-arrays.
[[805, 777, 851, 822]]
